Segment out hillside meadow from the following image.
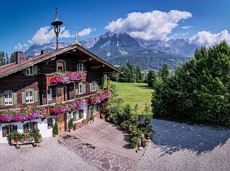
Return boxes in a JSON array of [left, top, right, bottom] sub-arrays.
[[111, 82, 154, 109]]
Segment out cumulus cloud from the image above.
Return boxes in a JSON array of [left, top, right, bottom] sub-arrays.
[[105, 10, 192, 41], [14, 26, 95, 50], [189, 30, 230, 46], [78, 28, 95, 37], [14, 42, 30, 50]]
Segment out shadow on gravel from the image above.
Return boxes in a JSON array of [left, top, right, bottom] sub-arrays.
[[152, 119, 230, 156]]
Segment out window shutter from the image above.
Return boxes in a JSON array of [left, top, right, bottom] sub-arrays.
[[89, 83, 92, 92], [84, 84, 86, 94], [34, 65, 38, 75], [22, 92, 26, 104], [0, 93, 4, 106], [34, 90, 39, 103], [13, 92, 17, 105]]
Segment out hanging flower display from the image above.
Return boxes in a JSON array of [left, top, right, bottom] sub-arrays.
[[0, 106, 41, 123], [50, 72, 87, 85], [50, 98, 86, 115], [89, 90, 111, 104], [0, 90, 111, 123]]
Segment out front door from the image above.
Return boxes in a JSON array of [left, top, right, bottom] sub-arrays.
[[56, 113, 67, 133], [56, 87, 64, 103]]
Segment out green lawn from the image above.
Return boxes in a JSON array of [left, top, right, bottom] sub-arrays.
[[111, 82, 154, 109]]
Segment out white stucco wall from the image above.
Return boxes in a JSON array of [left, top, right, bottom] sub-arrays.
[[0, 118, 54, 144]]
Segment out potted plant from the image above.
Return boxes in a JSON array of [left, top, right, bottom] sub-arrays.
[[53, 121, 59, 137], [68, 118, 73, 132], [131, 136, 141, 149], [33, 129, 42, 143]]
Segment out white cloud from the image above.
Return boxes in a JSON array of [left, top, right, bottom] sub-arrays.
[[14, 26, 95, 50], [181, 25, 192, 29], [78, 28, 95, 37], [189, 30, 230, 46], [105, 10, 192, 41], [31, 26, 55, 45]]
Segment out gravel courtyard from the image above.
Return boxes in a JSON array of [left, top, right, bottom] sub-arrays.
[[137, 119, 230, 171], [0, 137, 98, 171], [1, 119, 230, 171]]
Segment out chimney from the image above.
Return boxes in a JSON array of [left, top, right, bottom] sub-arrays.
[[15, 51, 23, 64], [41, 50, 48, 55]]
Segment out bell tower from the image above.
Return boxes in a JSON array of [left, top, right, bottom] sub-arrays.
[[51, 7, 63, 50]]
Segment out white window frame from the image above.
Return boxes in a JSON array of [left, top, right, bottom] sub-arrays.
[[56, 60, 66, 73], [4, 91, 13, 106], [77, 63, 84, 71], [90, 81, 97, 92], [25, 66, 34, 76], [76, 83, 84, 95], [25, 90, 34, 104], [47, 88, 52, 101]]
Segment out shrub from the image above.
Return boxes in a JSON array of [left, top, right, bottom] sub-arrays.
[[53, 121, 58, 135], [153, 42, 230, 126], [131, 136, 141, 148], [68, 118, 74, 130], [32, 129, 42, 143]]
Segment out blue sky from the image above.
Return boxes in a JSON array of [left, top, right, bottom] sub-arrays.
[[0, 0, 230, 54]]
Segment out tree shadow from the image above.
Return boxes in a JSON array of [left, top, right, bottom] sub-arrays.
[[152, 119, 230, 156], [136, 84, 153, 90], [110, 123, 132, 149]]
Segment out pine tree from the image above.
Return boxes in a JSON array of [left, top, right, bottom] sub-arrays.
[[10, 52, 16, 63]]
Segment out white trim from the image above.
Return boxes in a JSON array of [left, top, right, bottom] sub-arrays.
[[90, 81, 97, 92], [25, 90, 34, 104], [25, 66, 34, 76], [76, 83, 84, 95], [56, 60, 66, 72], [4, 91, 13, 106], [76, 63, 84, 71], [47, 88, 52, 101]]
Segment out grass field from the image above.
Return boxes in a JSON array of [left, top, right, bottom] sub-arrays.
[[111, 82, 154, 109]]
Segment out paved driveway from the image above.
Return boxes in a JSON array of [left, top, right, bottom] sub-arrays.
[[59, 119, 145, 170], [137, 119, 230, 171], [0, 137, 98, 171], [72, 119, 143, 160]]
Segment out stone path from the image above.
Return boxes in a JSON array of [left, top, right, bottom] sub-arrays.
[[59, 134, 134, 171]]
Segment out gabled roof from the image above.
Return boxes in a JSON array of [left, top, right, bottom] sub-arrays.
[[0, 43, 119, 79]]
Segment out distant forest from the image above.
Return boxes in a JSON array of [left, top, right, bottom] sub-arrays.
[[0, 51, 16, 66]]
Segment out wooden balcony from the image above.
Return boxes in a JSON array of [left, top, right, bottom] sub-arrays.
[[43, 71, 87, 86]]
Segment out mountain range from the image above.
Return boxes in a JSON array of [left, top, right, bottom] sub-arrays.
[[24, 32, 199, 70]]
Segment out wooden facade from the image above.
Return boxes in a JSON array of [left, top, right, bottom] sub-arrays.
[[0, 43, 118, 110]]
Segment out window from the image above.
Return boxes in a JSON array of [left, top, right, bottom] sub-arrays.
[[2, 125, 17, 137], [26, 66, 34, 76], [56, 60, 66, 72], [90, 81, 97, 92], [73, 111, 77, 121], [47, 118, 53, 129], [4, 91, 13, 106], [26, 91, 34, 104], [47, 88, 52, 101], [79, 109, 84, 119], [23, 122, 38, 132], [77, 63, 84, 71], [76, 83, 84, 95]]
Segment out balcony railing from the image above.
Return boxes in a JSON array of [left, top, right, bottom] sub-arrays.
[[0, 90, 111, 123], [45, 71, 87, 86]]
